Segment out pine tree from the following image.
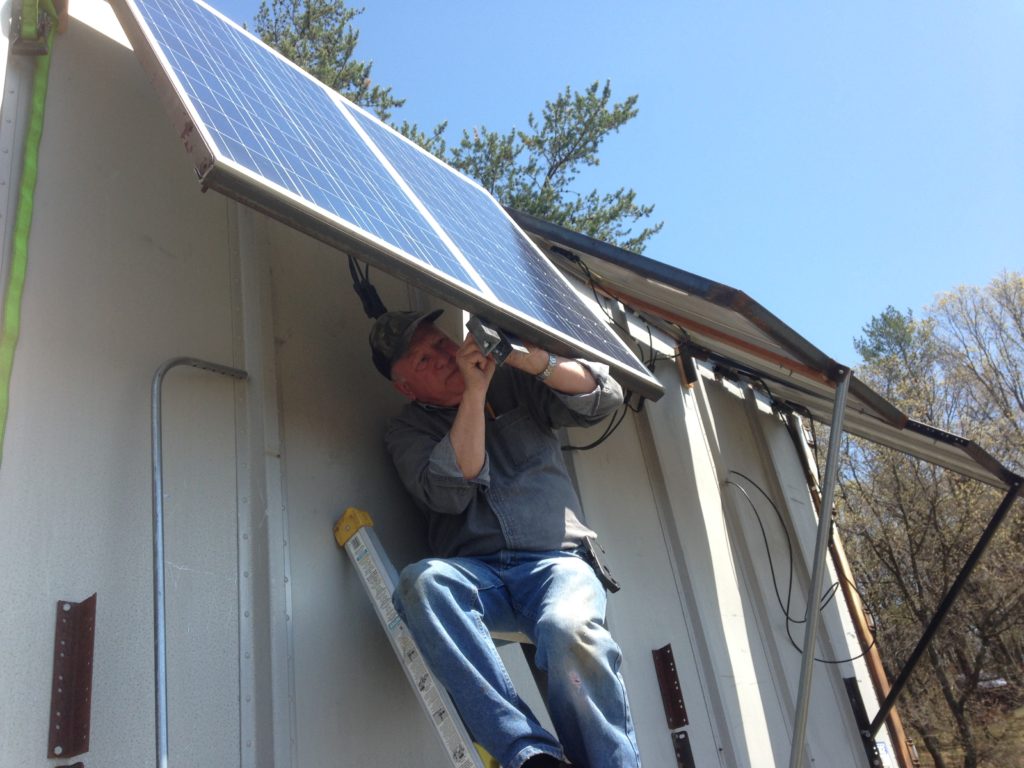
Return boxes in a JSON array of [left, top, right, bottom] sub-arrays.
[[253, 0, 661, 253]]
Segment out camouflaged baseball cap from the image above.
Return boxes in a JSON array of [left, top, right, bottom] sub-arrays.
[[369, 309, 444, 379]]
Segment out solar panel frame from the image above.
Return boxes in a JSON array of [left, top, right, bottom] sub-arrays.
[[109, 0, 664, 400]]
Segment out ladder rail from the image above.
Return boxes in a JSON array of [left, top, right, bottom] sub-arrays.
[[336, 508, 487, 768]]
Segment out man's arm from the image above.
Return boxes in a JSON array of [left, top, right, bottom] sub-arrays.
[[448, 336, 495, 478], [506, 346, 597, 395], [386, 418, 489, 516], [505, 344, 625, 429]]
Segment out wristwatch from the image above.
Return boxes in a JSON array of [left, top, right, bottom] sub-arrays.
[[536, 352, 558, 382]]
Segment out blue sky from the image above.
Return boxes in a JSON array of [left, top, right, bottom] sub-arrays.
[[212, 0, 1022, 366]]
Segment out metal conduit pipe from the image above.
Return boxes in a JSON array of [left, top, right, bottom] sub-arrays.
[[151, 357, 248, 768], [789, 368, 851, 768]]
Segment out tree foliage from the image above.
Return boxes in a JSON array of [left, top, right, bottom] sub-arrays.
[[838, 273, 1024, 768], [252, 0, 661, 253], [932, 276, 1024, 471], [444, 82, 663, 253]]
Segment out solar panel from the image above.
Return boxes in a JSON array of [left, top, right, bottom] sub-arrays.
[[110, 0, 664, 399]]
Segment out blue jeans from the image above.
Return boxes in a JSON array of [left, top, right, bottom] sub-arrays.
[[393, 549, 641, 768]]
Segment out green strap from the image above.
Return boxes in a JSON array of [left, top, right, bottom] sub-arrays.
[[0, 22, 57, 467]]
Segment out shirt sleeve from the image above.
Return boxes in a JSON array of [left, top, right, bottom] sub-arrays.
[[386, 416, 490, 516], [524, 360, 625, 430]]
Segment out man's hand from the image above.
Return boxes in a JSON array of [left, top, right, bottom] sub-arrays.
[[456, 336, 496, 400]]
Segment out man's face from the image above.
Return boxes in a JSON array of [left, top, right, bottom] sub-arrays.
[[391, 323, 465, 407]]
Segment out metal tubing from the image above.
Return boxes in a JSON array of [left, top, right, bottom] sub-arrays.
[[151, 357, 247, 768], [789, 368, 852, 768], [868, 478, 1022, 736]]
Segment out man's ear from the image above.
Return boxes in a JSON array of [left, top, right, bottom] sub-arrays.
[[393, 379, 415, 400]]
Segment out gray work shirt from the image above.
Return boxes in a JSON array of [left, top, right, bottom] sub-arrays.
[[385, 361, 624, 558]]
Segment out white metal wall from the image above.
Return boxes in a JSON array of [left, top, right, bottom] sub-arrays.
[[0, 9, 243, 768], [684, 363, 869, 766], [560, 373, 722, 765], [263, 217, 459, 767]]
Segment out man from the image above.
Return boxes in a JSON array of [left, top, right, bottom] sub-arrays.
[[369, 308, 641, 768]]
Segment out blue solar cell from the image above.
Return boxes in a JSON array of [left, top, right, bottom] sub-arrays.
[[131, 0, 474, 285], [346, 107, 643, 372], [118, 0, 659, 393]]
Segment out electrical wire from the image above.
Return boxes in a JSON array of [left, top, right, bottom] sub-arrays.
[[725, 470, 878, 665], [348, 255, 387, 318], [561, 402, 630, 452], [558, 248, 657, 367]]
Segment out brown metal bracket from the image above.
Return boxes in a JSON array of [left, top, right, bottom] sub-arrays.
[[48, 594, 96, 759], [672, 730, 696, 768], [652, 644, 688, 729], [654, 644, 695, 767]]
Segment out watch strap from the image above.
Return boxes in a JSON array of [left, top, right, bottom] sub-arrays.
[[536, 352, 557, 381]]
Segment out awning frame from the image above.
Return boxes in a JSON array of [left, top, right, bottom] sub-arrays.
[[509, 207, 1024, 764]]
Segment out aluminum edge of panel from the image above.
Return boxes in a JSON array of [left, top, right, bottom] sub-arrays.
[[108, 0, 218, 180]]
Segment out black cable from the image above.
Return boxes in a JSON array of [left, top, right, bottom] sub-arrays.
[[725, 471, 877, 665], [645, 348, 685, 369], [561, 403, 630, 452], [564, 251, 623, 331], [558, 249, 655, 367], [725, 478, 799, 623], [625, 390, 646, 414], [807, 417, 825, 481], [348, 255, 387, 319]]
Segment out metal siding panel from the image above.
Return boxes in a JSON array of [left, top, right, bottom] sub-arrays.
[[0, 10, 240, 766]]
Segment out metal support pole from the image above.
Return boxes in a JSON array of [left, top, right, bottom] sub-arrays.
[[151, 357, 247, 768], [868, 477, 1022, 736], [789, 368, 851, 768]]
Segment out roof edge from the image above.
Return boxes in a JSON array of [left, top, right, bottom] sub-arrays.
[[507, 208, 847, 380]]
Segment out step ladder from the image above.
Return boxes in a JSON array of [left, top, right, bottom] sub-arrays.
[[334, 507, 495, 768]]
